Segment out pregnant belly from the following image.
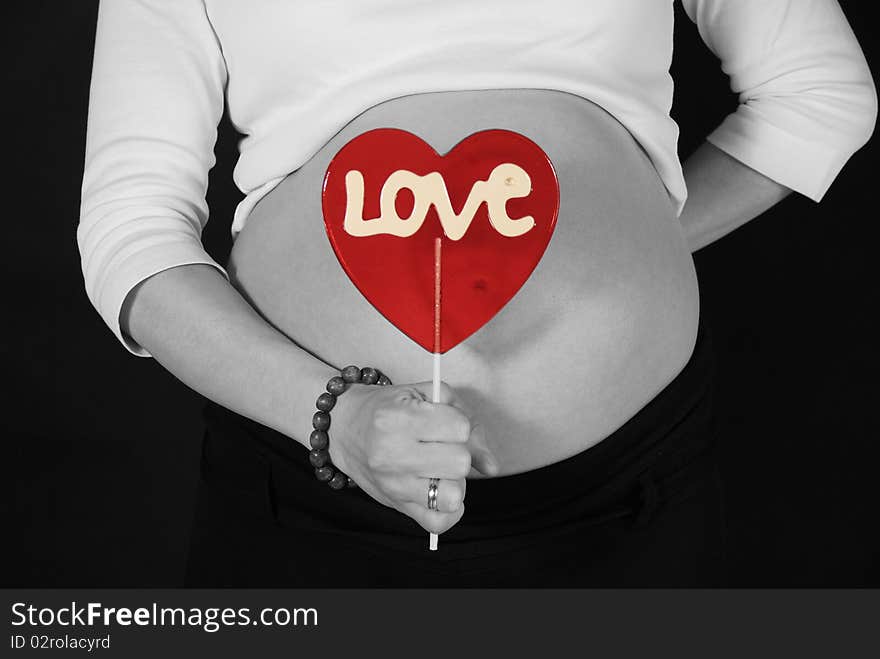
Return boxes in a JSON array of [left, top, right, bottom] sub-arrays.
[[228, 89, 700, 477]]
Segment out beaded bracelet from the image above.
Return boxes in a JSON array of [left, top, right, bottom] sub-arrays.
[[308, 364, 393, 490]]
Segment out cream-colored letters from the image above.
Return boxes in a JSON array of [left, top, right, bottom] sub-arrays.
[[343, 163, 535, 240]]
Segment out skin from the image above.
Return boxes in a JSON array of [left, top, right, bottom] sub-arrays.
[[679, 141, 791, 252], [228, 89, 700, 480], [122, 95, 791, 537]]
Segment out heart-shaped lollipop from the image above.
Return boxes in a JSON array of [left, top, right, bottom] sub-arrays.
[[322, 128, 559, 353], [322, 127, 559, 550]]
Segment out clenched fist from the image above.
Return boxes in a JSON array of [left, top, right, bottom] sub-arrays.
[[327, 380, 499, 535]]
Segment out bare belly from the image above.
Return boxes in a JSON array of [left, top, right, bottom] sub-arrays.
[[228, 89, 700, 477]]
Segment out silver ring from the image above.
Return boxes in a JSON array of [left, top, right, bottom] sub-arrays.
[[427, 478, 440, 511]]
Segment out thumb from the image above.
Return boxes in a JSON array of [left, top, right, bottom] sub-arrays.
[[409, 380, 458, 405], [468, 422, 500, 477]]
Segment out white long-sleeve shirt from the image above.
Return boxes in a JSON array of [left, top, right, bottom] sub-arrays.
[[79, 0, 877, 356]]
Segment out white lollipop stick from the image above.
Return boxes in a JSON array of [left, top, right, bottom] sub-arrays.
[[429, 351, 441, 551], [429, 237, 442, 551]]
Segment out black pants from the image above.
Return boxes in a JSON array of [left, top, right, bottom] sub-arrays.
[[185, 321, 728, 587]]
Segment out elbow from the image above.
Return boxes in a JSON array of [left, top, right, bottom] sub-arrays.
[[851, 77, 878, 150], [822, 13, 879, 152], [76, 204, 222, 359], [835, 52, 878, 152], [779, 48, 879, 155], [800, 73, 878, 160]]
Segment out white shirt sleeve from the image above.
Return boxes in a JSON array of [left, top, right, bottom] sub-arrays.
[[78, 0, 229, 357], [681, 0, 877, 201]]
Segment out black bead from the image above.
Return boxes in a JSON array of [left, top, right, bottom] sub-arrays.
[[309, 430, 329, 450], [312, 411, 330, 431], [377, 373, 392, 386], [316, 392, 336, 412], [326, 376, 347, 396], [341, 365, 361, 383], [315, 466, 334, 482], [360, 367, 379, 385], [328, 472, 347, 490], [309, 449, 329, 468], [346, 477, 358, 488]]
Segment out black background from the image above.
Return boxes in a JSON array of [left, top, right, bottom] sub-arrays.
[[5, 1, 877, 586]]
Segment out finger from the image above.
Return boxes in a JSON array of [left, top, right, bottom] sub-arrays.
[[400, 500, 465, 535], [404, 400, 471, 442], [402, 442, 472, 480], [409, 380, 459, 405], [466, 422, 501, 477], [389, 476, 466, 513]]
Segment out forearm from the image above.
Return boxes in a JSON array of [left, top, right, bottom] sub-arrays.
[[679, 141, 792, 252], [121, 264, 339, 448]]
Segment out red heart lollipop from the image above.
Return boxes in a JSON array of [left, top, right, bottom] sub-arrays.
[[322, 127, 559, 353]]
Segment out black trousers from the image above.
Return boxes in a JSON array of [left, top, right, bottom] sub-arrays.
[[184, 320, 728, 587]]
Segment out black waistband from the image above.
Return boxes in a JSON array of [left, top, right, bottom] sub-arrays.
[[200, 319, 716, 548]]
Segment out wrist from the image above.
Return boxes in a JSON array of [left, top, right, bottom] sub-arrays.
[[323, 381, 371, 469], [304, 365, 391, 490], [265, 344, 342, 450]]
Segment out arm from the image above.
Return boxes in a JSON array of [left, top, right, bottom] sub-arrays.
[[78, 0, 335, 445], [679, 142, 791, 252], [121, 264, 340, 446], [78, 1, 496, 526], [679, 0, 877, 252]]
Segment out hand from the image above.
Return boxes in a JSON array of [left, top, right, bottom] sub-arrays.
[[328, 380, 499, 535]]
